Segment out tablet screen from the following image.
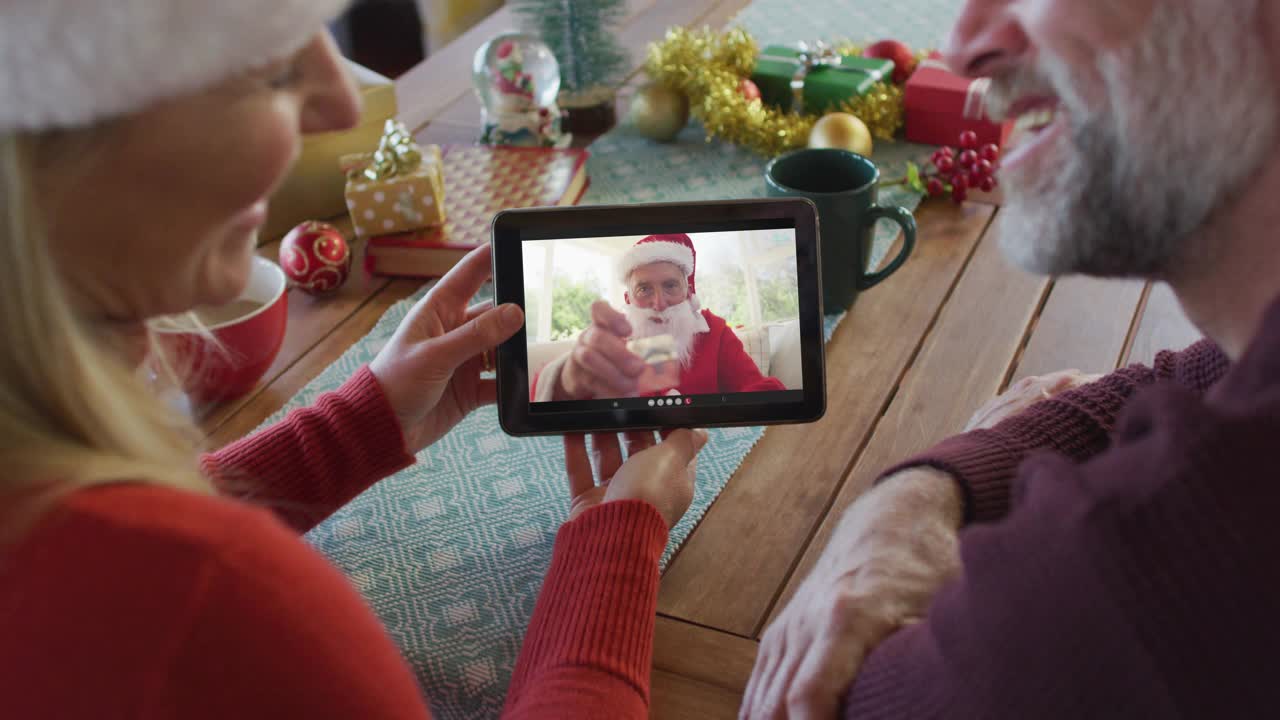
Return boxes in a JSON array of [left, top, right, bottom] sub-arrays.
[[523, 227, 804, 413], [492, 199, 824, 435]]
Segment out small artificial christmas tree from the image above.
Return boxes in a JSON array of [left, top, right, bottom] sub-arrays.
[[512, 0, 627, 133]]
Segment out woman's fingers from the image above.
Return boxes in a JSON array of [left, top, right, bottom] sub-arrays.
[[431, 244, 495, 307], [590, 433, 624, 482], [564, 434, 594, 499], [624, 430, 658, 457], [432, 304, 523, 371]]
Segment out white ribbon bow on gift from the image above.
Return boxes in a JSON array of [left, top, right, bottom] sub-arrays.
[[917, 58, 992, 120]]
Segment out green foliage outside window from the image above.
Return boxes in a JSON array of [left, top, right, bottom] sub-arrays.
[[549, 278, 603, 340], [698, 264, 799, 328]]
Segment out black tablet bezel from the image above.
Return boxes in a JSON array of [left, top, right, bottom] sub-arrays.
[[492, 198, 826, 436]]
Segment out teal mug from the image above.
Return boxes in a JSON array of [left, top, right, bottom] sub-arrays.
[[766, 149, 917, 314]]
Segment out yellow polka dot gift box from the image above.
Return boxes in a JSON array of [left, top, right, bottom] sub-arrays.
[[340, 121, 447, 239]]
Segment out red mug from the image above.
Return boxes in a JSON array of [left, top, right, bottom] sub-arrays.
[[154, 256, 289, 406]]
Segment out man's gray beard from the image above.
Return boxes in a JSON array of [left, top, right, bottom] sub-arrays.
[[996, 0, 1277, 278], [625, 301, 701, 368]]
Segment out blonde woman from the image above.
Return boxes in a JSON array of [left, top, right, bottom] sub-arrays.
[[0, 2, 705, 717]]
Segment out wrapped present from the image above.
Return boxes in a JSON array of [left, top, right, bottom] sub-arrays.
[[341, 121, 447, 239], [904, 55, 1013, 148], [261, 62, 397, 242], [751, 44, 894, 115]]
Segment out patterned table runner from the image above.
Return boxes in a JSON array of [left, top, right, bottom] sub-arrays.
[[281, 1, 964, 717]]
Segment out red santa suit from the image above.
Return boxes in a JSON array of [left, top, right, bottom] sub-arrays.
[[530, 308, 784, 401], [531, 234, 787, 401], [659, 309, 785, 396]]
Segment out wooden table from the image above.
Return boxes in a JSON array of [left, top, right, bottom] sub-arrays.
[[205, 2, 1202, 716]]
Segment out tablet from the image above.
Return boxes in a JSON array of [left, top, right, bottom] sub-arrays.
[[492, 198, 826, 436]]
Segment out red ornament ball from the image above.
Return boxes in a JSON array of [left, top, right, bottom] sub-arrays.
[[740, 78, 762, 102], [279, 221, 352, 296], [863, 39, 917, 85]]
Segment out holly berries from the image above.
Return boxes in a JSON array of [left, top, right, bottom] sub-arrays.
[[907, 133, 1001, 205]]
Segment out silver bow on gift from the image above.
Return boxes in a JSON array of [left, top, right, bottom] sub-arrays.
[[357, 120, 423, 182]]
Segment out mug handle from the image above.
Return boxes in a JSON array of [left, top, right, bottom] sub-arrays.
[[858, 205, 918, 290]]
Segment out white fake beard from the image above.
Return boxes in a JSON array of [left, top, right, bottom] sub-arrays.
[[988, 0, 1277, 278], [625, 301, 704, 369]]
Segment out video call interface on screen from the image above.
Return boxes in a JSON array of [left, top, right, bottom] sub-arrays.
[[522, 228, 805, 414]]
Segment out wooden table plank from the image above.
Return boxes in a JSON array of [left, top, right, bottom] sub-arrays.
[[654, 617, 758, 693], [695, 0, 754, 29], [206, 277, 421, 449], [411, 120, 487, 147], [651, 670, 741, 720], [1012, 276, 1146, 382], [1123, 281, 1201, 367], [766, 217, 1050, 631], [657, 202, 995, 637], [198, 234, 390, 437]]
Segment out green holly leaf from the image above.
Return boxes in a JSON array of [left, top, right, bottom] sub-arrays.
[[905, 162, 927, 195]]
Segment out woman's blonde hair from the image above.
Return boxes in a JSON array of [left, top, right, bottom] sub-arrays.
[[0, 130, 212, 526]]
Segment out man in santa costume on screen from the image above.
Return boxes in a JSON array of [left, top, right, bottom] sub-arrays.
[[532, 233, 787, 402]]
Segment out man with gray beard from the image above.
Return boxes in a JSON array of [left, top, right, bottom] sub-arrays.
[[531, 234, 785, 402], [736, 0, 1280, 718]]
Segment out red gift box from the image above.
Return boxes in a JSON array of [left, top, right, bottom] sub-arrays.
[[904, 55, 1013, 148]]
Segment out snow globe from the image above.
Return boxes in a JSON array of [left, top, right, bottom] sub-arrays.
[[473, 32, 569, 147]]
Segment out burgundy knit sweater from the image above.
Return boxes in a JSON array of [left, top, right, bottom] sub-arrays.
[[845, 301, 1280, 716]]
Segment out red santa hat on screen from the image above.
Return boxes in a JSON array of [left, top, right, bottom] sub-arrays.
[[617, 234, 701, 312]]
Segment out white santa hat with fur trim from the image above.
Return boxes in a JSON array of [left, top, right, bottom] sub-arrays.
[[0, 0, 351, 132], [617, 234, 701, 309]]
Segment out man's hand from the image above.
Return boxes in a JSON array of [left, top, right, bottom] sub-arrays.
[[563, 429, 708, 529], [965, 370, 1102, 431], [556, 300, 647, 400], [741, 469, 963, 720]]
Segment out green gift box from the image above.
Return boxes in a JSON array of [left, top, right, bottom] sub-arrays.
[[751, 45, 894, 115]]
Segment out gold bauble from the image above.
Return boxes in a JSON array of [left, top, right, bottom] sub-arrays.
[[628, 83, 690, 142], [808, 113, 874, 156]]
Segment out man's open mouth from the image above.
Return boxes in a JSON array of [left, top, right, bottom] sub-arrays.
[[1001, 96, 1065, 171]]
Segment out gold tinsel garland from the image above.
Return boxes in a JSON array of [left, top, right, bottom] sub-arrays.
[[644, 27, 907, 157]]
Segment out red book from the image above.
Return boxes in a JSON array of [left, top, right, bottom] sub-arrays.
[[364, 145, 590, 279], [904, 55, 1013, 149]]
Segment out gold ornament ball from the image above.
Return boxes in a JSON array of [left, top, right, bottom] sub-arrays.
[[808, 113, 874, 156], [628, 83, 690, 143]]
